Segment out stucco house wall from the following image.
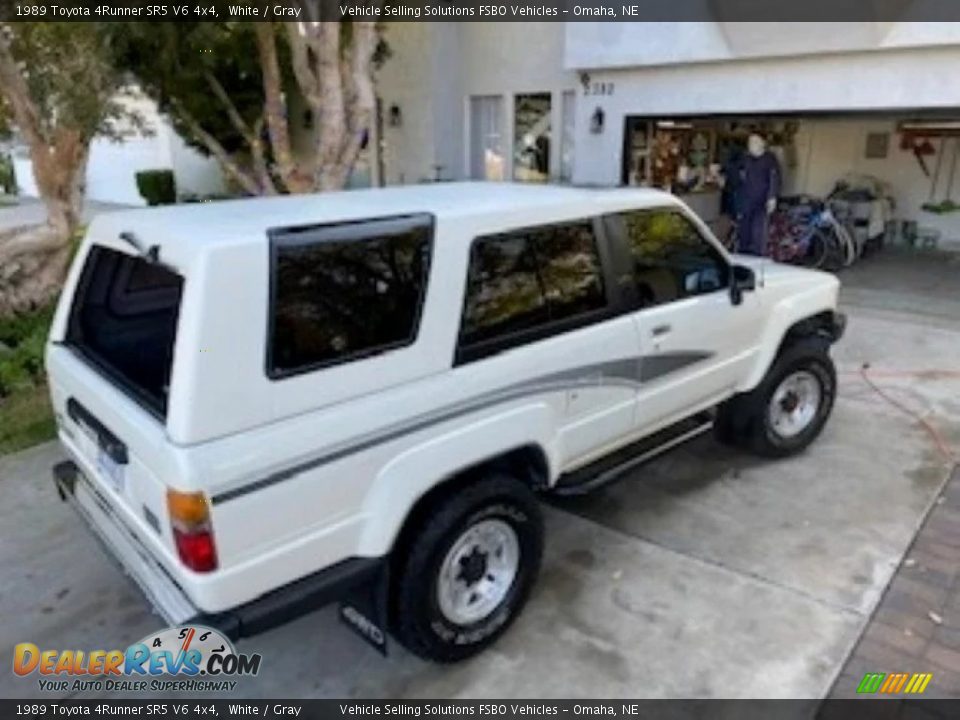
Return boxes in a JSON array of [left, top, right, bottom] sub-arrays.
[[376, 22, 576, 185]]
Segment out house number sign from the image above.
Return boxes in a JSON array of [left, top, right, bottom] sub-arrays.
[[583, 82, 615, 97]]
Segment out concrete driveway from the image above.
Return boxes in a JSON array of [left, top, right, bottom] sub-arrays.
[[2, 254, 958, 699]]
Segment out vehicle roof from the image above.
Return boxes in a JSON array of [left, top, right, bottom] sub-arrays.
[[87, 182, 680, 266]]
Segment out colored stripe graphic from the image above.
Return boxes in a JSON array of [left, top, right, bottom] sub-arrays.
[[905, 673, 933, 694], [880, 673, 908, 693], [857, 672, 932, 694], [857, 673, 885, 694]]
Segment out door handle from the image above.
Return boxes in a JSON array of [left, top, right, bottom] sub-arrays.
[[652, 324, 672, 337]]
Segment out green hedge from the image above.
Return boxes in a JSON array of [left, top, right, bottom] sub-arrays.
[[0, 304, 55, 397], [0, 304, 57, 455], [135, 169, 177, 206], [0, 153, 16, 195]]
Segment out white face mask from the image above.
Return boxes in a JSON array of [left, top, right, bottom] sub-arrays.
[[748, 135, 766, 157]]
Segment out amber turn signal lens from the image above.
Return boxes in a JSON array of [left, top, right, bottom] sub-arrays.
[[166, 489, 210, 527]]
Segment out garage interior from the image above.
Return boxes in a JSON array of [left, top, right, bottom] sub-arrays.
[[622, 112, 960, 256]]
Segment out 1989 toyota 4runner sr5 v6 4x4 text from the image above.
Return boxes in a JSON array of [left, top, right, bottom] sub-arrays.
[[48, 183, 844, 661]]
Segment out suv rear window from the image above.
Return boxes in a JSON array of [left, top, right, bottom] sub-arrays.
[[268, 214, 433, 378], [66, 246, 184, 417]]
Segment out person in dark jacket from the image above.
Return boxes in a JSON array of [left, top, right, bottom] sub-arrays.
[[736, 134, 781, 256]]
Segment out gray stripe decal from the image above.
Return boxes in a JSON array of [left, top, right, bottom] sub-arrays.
[[211, 351, 713, 504], [640, 352, 714, 382]]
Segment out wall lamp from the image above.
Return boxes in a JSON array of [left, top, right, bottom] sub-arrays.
[[590, 107, 605, 135], [388, 104, 403, 128]]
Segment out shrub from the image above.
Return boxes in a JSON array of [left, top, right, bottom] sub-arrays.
[[0, 304, 58, 454], [0, 153, 16, 195], [0, 304, 55, 397], [135, 169, 177, 206]]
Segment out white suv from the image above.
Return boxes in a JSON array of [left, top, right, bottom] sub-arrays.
[[47, 183, 844, 661]]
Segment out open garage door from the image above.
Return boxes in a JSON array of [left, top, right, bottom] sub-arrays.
[[621, 111, 960, 321]]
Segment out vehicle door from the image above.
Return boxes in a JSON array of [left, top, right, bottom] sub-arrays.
[[604, 207, 763, 431], [454, 217, 642, 468]]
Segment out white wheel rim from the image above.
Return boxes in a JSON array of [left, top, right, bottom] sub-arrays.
[[769, 370, 822, 439], [436, 519, 520, 626]]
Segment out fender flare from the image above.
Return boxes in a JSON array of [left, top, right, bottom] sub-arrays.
[[355, 402, 558, 557], [738, 291, 841, 393]]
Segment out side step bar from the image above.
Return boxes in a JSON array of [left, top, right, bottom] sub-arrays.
[[552, 412, 714, 497]]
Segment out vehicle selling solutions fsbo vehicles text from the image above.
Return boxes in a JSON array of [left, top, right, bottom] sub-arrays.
[[338, 704, 562, 716], [338, 3, 561, 18]]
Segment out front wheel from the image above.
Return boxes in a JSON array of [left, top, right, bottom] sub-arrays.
[[717, 337, 837, 457], [392, 474, 543, 662], [746, 338, 837, 457]]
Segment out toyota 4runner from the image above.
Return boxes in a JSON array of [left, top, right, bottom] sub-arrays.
[[47, 182, 844, 661]]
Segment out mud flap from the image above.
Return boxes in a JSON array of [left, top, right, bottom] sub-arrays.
[[338, 564, 389, 655], [53, 460, 79, 500]]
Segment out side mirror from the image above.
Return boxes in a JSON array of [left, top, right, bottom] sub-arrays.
[[730, 264, 756, 306]]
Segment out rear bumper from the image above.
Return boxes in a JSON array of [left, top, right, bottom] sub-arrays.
[[53, 460, 384, 641], [53, 460, 198, 626]]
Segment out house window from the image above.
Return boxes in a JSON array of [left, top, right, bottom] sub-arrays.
[[513, 93, 552, 182], [469, 96, 505, 181]]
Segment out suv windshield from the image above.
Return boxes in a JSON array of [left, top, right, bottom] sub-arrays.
[[66, 246, 183, 417]]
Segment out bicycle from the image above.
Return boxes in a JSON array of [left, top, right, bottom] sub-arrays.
[[766, 197, 857, 270]]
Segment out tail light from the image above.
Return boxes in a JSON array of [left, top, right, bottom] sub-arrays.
[[167, 489, 218, 572]]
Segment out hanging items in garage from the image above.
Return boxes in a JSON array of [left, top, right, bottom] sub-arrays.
[[901, 133, 937, 177], [900, 120, 960, 216]]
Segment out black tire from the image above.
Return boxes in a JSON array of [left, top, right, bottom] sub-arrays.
[[392, 474, 543, 662], [741, 337, 837, 458], [799, 230, 829, 269], [821, 228, 846, 272]]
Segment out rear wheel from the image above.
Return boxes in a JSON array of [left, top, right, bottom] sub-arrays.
[[392, 474, 543, 662]]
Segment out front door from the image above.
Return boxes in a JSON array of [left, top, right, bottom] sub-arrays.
[[455, 217, 641, 470], [604, 207, 763, 432]]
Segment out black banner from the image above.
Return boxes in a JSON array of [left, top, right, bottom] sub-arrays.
[[5, 0, 960, 22], [1, 700, 959, 719]]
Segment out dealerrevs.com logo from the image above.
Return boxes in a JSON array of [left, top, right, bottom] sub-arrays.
[[13, 625, 262, 693]]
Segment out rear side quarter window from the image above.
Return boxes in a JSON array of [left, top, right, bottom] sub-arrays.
[[268, 214, 433, 378]]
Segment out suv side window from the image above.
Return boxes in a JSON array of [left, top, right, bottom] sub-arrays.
[[458, 219, 607, 361], [269, 215, 432, 377], [610, 209, 728, 308]]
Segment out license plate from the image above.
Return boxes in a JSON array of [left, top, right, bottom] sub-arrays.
[[97, 449, 125, 494]]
